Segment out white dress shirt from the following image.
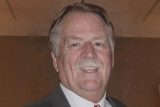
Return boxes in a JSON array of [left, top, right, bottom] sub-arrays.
[[60, 83, 112, 107]]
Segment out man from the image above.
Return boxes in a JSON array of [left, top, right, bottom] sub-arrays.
[[28, 2, 126, 107]]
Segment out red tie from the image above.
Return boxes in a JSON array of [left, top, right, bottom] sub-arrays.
[[94, 104, 100, 107]]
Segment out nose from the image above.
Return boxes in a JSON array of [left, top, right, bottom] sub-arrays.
[[81, 42, 97, 59]]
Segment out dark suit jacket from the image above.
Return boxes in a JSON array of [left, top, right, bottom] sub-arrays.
[[26, 87, 126, 107]]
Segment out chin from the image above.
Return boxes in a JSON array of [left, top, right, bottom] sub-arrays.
[[81, 81, 103, 92]]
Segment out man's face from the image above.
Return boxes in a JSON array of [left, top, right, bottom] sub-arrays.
[[52, 12, 113, 100]]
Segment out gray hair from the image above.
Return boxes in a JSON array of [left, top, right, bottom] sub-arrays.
[[49, 3, 115, 56]]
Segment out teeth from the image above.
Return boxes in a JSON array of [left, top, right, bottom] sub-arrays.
[[81, 66, 98, 69], [80, 67, 98, 72]]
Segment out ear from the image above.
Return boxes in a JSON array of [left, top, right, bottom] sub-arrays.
[[111, 52, 114, 68], [51, 52, 58, 72]]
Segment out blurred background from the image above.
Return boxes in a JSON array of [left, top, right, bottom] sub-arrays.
[[0, 0, 160, 107]]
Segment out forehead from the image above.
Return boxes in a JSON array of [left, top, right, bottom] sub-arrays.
[[62, 11, 106, 26], [59, 11, 108, 37]]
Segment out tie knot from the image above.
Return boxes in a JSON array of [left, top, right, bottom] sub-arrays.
[[94, 104, 100, 107]]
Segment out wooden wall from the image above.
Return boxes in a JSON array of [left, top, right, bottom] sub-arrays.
[[0, 37, 159, 107]]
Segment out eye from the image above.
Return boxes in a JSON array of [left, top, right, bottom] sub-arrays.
[[70, 43, 81, 47], [95, 42, 105, 47]]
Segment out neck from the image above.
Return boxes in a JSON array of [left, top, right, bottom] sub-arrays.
[[76, 89, 106, 103], [60, 83, 106, 103]]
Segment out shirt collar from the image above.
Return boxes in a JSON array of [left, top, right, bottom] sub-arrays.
[[60, 83, 112, 107]]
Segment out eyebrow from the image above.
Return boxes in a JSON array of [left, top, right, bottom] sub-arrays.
[[93, 36, 107, 40], [66, 35, 83, 41], [64, 36, 82, 45], [66, 35, 107, 41]]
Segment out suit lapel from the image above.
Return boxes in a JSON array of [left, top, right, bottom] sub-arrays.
[[49, 87, 126, 107], [50, 86, 71, 107], [107, 96, 126, 107]]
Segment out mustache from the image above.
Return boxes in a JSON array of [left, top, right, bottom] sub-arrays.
[[76, 59, 103, 69]]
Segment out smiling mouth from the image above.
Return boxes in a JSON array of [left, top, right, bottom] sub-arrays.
[[80, 67, 99, 73]]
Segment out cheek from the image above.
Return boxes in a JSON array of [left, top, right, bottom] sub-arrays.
[[99, 51, 112, 74], [99, 50, 112, 64], [64, 50, 80, 71], [63, 51, 82, 84]]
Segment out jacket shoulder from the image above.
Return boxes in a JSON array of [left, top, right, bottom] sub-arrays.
[[25, 86, 70, 107], [107, 96, 127, 107]]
